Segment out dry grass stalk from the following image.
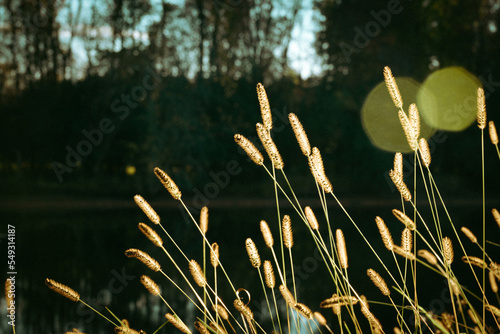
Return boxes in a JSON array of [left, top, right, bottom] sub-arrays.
[[125, 249, 161, 272], [189, 259, 207, 287], [134, 195, 160, 225], [282, 215, 294, 249], [417, 249, 438, 266], [367, 269, 391, 296], [320, 294, 358, 308], [485, 304, 500, 318], [314, 311, 327, 326], [154, 167, 182, 200], [279, 284, 296, 306], [398, 109, 417, 151], [194, 320, 211, 334], [460, 226, 477, 243], [260, 220, 274, 248], [256, 122, 284, 169], [392, 209, 416, 230], [419, 138, 431, 168], [375, 216, 394, 251], [409, 103, 420, 141], [491, 263, 500, 280], [294, 302, 313, 319], [392, 245, 416, 261], [209, 321, 227, 334], [442, 237, 454, 265], [401, 228, 412, 253], [233, 299, 254, 322], [263, 260, 276, 289], [489, 121, 499, 145], [199, 206, 208, 234], [492, 208, 500, 228], [213, 304, 229, 321], [309, 147, 333, 193], [336, 229, 348, 269], [383, 66, 403, 110], [245, 238, 261, 268], [165, 313, 192, 334], [210, 242, 219, 268], [461, 256, 487, 269], [288, 112, 311, 156], [360, 295, 384, 334], [45, 278, 80, 302], [256, 83, 272, 130], [489, 270, 498, 293], [305, 206, 319, 230], [234, 134, 264, 166], [140, 275, 160, 296], [393, 152, 403, 178], [138, 222, 163, 247], [477, 87, 486, 130], [389, 170, 412, 201], [468, 309, 480, 325]]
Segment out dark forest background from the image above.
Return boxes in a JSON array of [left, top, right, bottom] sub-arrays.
[[1, 0, 499, 200]]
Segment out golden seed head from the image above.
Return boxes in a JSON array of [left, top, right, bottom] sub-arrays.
[[304, 206, 319, 230], [288, 113, 311, 156], [461, 256, 487, 269], [417, 249, 438, 266], [392, 245, 416, 261], [393, 327, 402, 334], [409, 103, 420, 140], [314, 311, 327, 326], [194, 321, 211, 334], [442, 237, 454, 265], [140, 275, 160, 296], [490, 262, 500, 280], [401, 228, 413, 253], [309, 147, 333, 193], [165, 313, 192, 334], [199, 206, 209, 234], [138, 222, 163, 247], [383, 66, 403, 110], [233, 299, 253, 321], [234, 134, 264, 166], [189, 259, 206, 287], [389, 169, 412, 201], [260, 220, 274, 248], [489, 270, 498, 293], [367, 268, 390, 296], [125, 249, 161, 272], [336, 229, 348, 269], [492, 208, 500, 228], [5, 278, 14, 308], [154, 167, 182, 200], [294, 302, 313, 319], [392, 209, 416, 230], [45, 278, 80, 302], [477, 87, 486, 130], [210, 242, 219, 268], [282, 215, 294, 249], [320, 294, 358, 308], [279, 284, 296, 306], [393, 152, 403, 178], [418, 138, 431, 168], [134, 195, 160, 225], [256, 122, 284, 169], [489, 121, 499, 145], [256, 83, 272, 130], [398, 109, 417, 151], [209, 321, 227, 334], [460, 226, 477, 243], [375, 216, 394, 251], [213, 304, 229, 321], [245, 238, 261, 268], [64, 329, 86, 334], [486, 305, 500, 318], [114, 326, 142, 334], [263, 260, 276, 289]]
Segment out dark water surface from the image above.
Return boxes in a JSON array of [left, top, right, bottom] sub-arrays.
[[1, 195, 497, 334]]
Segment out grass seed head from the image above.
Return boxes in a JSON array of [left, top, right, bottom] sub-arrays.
[[263, 260, 276, 289], [336, 229, 348, 269], [282, 215, 294, 249], [165, 313, 191, 334], [234, 134, 264, 166], [134, 195, 160, 225], [383, 66, 403, 110], [392, 209, 416, 230], [477, 87, 486, 130], [305, 206, 319, 230], [140, 275, 160, 296], [138, 222, 163, 247], [288, 112, 311, 156], [460, 226, 477, 243], [45, 278, 80, 302], [417, 249, 438, 266], [367, 268, 390, 296], [245, 238, 261, 268], [442, 237, 454, 265], [125, 249, 161, 272], [256, 122, 284, 169], [256, 83, 272, 130], [189, 259, 207, 287], [154, 167, 182, 200], [199, 206, 208, 234], [375, 216, 394, 250], [492, 208, 500, 228], [210, 242, 219, 268], [260, 220, 274, 248], [419, 138, 431, 167], [294, 302, 313, 319], [489, 121, 499, 145]]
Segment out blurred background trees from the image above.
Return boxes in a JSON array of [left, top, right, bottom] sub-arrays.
[[0, 0, 499, 198]]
